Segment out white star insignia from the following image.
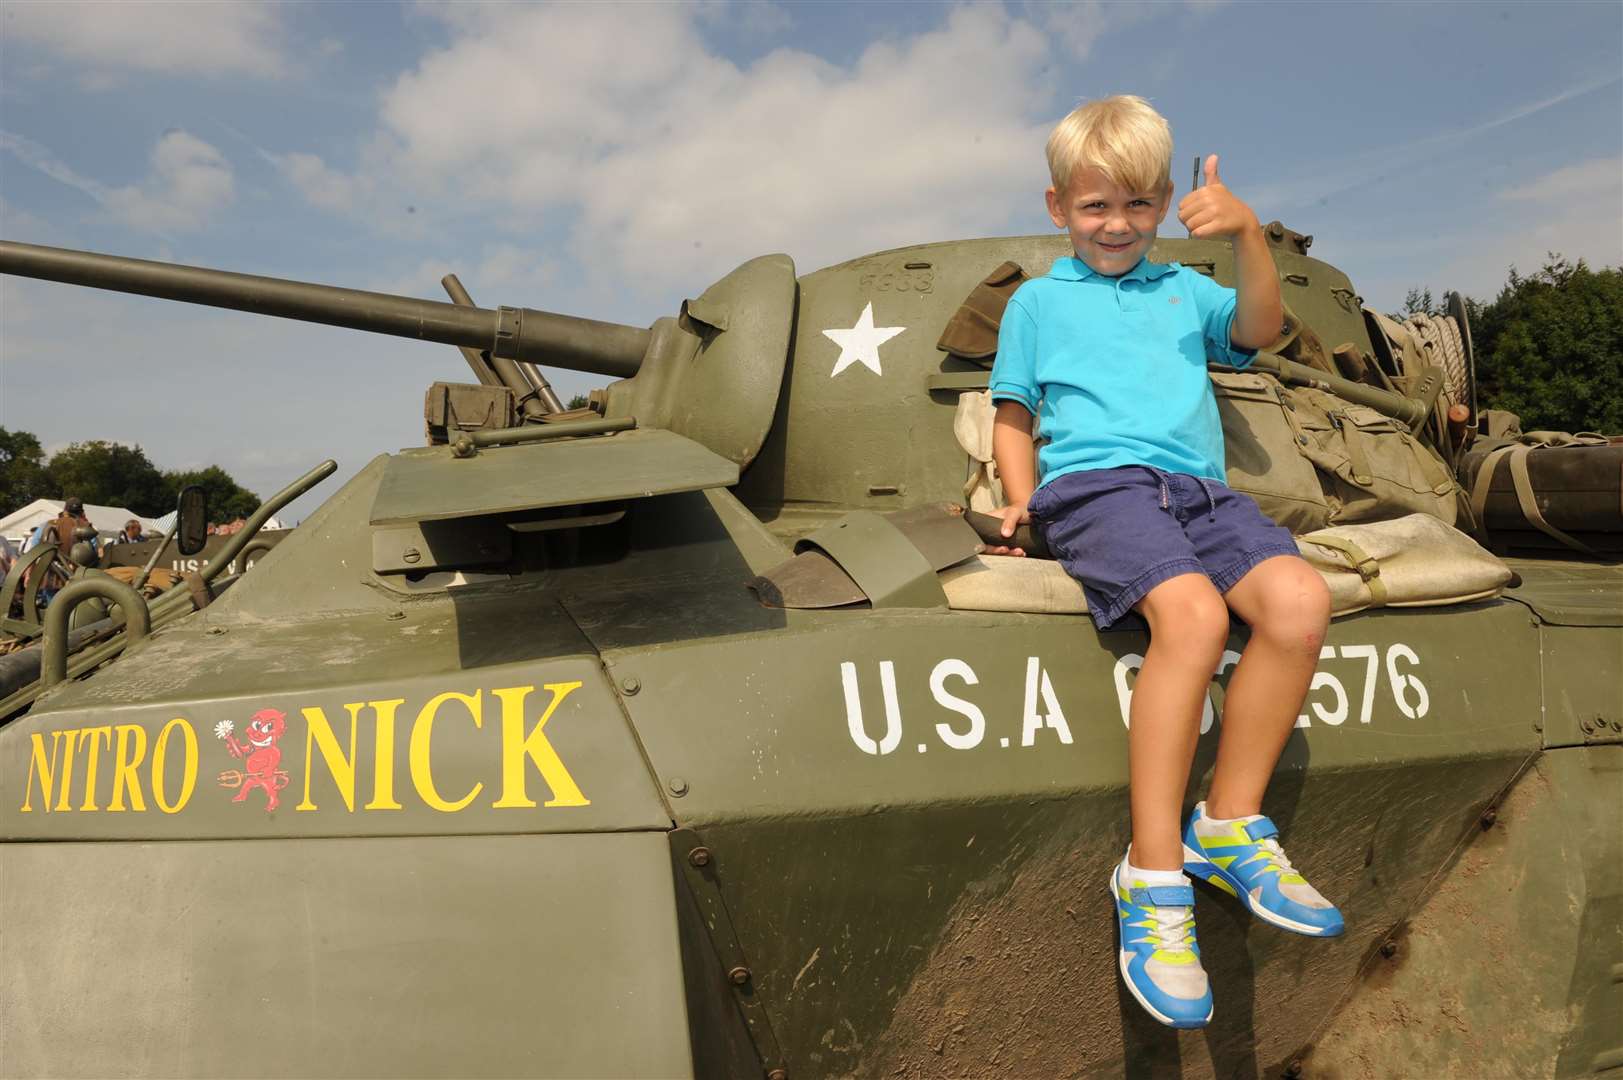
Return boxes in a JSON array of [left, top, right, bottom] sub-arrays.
[[823, 302, 905, 377]]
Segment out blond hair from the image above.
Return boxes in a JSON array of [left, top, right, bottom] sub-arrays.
[[1046, 95, 1172, 194]]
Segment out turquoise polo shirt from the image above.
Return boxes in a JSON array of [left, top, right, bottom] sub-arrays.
[[989, 255, 1256, 486]]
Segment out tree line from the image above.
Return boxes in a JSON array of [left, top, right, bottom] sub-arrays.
[[0, 434, 260, 525], [1399, 253, 1621, 434]]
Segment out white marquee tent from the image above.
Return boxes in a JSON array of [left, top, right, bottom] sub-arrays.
[[0, 499, 163, 547]]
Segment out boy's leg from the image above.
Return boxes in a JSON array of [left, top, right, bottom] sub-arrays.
[[1182, 551, 1343, 937], [1129, 573, 1232, 869], [1206, 555, 1330, 817]]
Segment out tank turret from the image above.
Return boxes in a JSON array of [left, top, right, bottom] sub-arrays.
[[0, 239, 796, 471]]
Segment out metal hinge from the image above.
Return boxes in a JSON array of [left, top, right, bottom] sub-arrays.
[[673, 827, 788, 1078]]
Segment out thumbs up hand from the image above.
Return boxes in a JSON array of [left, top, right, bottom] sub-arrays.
[[1177, 154, 1260, 240]]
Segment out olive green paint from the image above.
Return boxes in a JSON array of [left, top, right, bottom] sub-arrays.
[[0, 832, 693, 1078], [1306, 747, 1623, 1079], [0, 234, 1617, 1078]]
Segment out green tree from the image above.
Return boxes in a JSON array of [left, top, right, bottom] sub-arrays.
[[44, 441, 172, 517], [0, 427, 51, 518], [566, 393, 590, 410], [1395, 287, 1442, 319], [1472, 255, 1623, 434], [164, 466, 260, 524]]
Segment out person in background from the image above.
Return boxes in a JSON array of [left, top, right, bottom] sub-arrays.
[[50, 498, 96, 562], [119, 519, 146, 544]]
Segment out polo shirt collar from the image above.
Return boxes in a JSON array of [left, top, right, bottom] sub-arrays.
[[1048, 254, 1178, 284]]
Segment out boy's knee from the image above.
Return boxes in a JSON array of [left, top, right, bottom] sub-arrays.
[[1254, 565, 1331, 652], [1143, 584, 1230, 660]]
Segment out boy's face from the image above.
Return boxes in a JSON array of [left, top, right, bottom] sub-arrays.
[[1046, 166, 1172, 277]]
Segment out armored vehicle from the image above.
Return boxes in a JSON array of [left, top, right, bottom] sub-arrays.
[[0, 231, 1617, 1080]]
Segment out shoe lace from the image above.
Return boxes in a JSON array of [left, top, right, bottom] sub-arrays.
[[1255, 837, 1297, 876], [1149, 904, 1196, 952]]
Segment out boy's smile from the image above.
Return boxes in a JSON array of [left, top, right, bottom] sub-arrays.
[[1047, 166, 1172, 277]]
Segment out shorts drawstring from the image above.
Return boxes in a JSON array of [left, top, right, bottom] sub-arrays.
[[1196, 476, 1218, 521], [1151, 468, 1215, 520]]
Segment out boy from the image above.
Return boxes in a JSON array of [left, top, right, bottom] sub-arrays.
[[988, 96, 1341, 1029]]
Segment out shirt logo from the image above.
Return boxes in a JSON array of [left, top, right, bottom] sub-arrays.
[[1168, 296, 1182, 305]]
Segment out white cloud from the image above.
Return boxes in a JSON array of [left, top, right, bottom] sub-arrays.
[[1347, 157, 1623, 310], [1498, 156, 1623, 204], [312, 3, 1059, 292], [0, 131, 105, 199], [1443, 160, 1623, 289], [1035, 1, 1159, 61], [346, 239, 557, 302], [0, 129, 234, 234], [1247, 73, 1623, 214], [104, 132, 236, 233], [739, 1, 795, 37], [697, 0, 794, 38], [1, 1, 290, 80], [266, 151, 375, 213]]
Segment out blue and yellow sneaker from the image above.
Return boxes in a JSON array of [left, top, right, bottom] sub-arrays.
[[1110, 859, 1213, 1029], [1182, 802, 1344, 937]]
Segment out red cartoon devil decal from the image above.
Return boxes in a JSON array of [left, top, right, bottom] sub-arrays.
[[216, 708, 291, 811]]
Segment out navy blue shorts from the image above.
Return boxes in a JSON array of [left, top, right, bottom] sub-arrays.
[[1027, 466, 1300, 629]]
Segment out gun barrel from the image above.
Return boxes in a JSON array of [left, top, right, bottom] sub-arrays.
[[1244, 353, 1429, 428], [0, 241, 648, 380]]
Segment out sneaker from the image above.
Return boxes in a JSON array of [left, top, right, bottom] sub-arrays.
[[1182, 802, 1344, 937], [1110, 859, 1213, 1029]]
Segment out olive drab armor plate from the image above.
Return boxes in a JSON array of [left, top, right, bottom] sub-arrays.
[[0, 234, 1618, 1080]]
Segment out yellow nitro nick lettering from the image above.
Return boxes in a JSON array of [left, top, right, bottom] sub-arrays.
[[108, 724, 149, 812], [51, 729, 82, 812], [298, 703, 362, 812], [491, 683, 590, 809], [410, 690, 483, 812], [20, 730, 66, 813], [152, 718, 198, 814], [364, 698, 406, 811], [78, 726, 114, 811]]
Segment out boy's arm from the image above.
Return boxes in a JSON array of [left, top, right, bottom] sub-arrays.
[[989, 401, 1037, 556], [1177, 154, 1283, 350]]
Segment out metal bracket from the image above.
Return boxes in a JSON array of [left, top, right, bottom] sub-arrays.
[[1408, 367, 1445, 436], [181, 570, 213, 611], [0, 544, 67, 639], [925, 371, 990, 392], [672, 827, 786, 1076]]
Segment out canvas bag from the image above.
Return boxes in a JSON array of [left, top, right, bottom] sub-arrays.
[[1465, 429, 1614, 555], [954, 372, 1459, 532], [1294, 514, 1512, 617], [954, 390, 1004, 513], [939, 264, 1458, 532], [1212, 371, 1459, 532], [939, 514, 1509, 620]]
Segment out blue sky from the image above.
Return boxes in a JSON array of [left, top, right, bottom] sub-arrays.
[[2, 0, 1619, 521]]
